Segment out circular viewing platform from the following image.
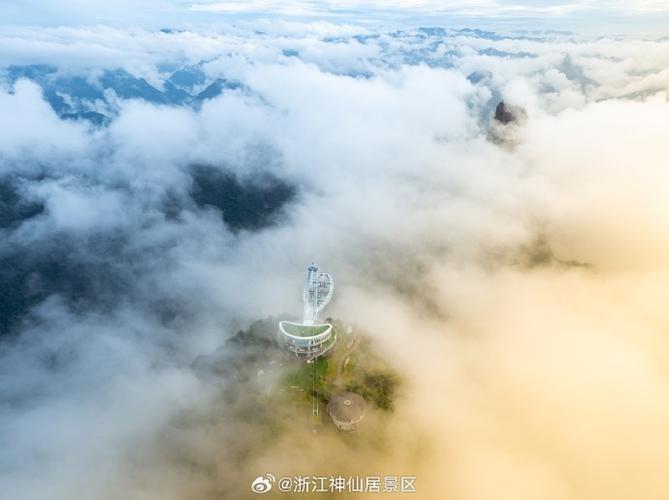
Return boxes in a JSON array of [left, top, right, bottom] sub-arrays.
[[277, 320, 336, 359]]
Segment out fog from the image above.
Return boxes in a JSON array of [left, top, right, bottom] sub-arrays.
[[2, 23, 669, 499]]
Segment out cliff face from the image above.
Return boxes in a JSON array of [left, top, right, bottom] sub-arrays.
[[494, 102, 517, 124], [488, 101, 528, 148]]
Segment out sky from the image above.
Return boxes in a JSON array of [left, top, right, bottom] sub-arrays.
[[3, 0, 669, 34], [2, 3, 669, 500]]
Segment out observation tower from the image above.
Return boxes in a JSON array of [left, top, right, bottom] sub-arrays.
[[277, 263, 336, 361]]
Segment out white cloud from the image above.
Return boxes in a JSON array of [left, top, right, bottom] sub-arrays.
[[0, 80, 89, 166], [3, 20, 669, 500], [3, 0, 669, 33]]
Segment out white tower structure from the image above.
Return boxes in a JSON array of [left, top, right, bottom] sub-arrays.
[[277, 263, 336, 361]]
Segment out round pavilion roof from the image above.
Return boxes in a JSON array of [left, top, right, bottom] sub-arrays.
[[327, 392, 367, 424]]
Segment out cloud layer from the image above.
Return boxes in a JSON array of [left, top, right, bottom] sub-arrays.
[[2, 22, 669, 500], [4, 1, 669, 34]]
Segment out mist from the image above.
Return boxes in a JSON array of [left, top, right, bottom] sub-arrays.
[[2, 23, 669, 500]]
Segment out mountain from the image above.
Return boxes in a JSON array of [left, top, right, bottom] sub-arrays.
[[2, 64, 246, 126]]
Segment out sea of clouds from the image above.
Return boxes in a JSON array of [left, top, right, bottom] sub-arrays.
[[2, 22, 669, 499]]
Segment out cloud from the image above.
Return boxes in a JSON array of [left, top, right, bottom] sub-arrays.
[[2, 21, 669, 500], [0, 80, 89, 164], [188, 0, 669, 17], [3, 0, 669, 34]]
